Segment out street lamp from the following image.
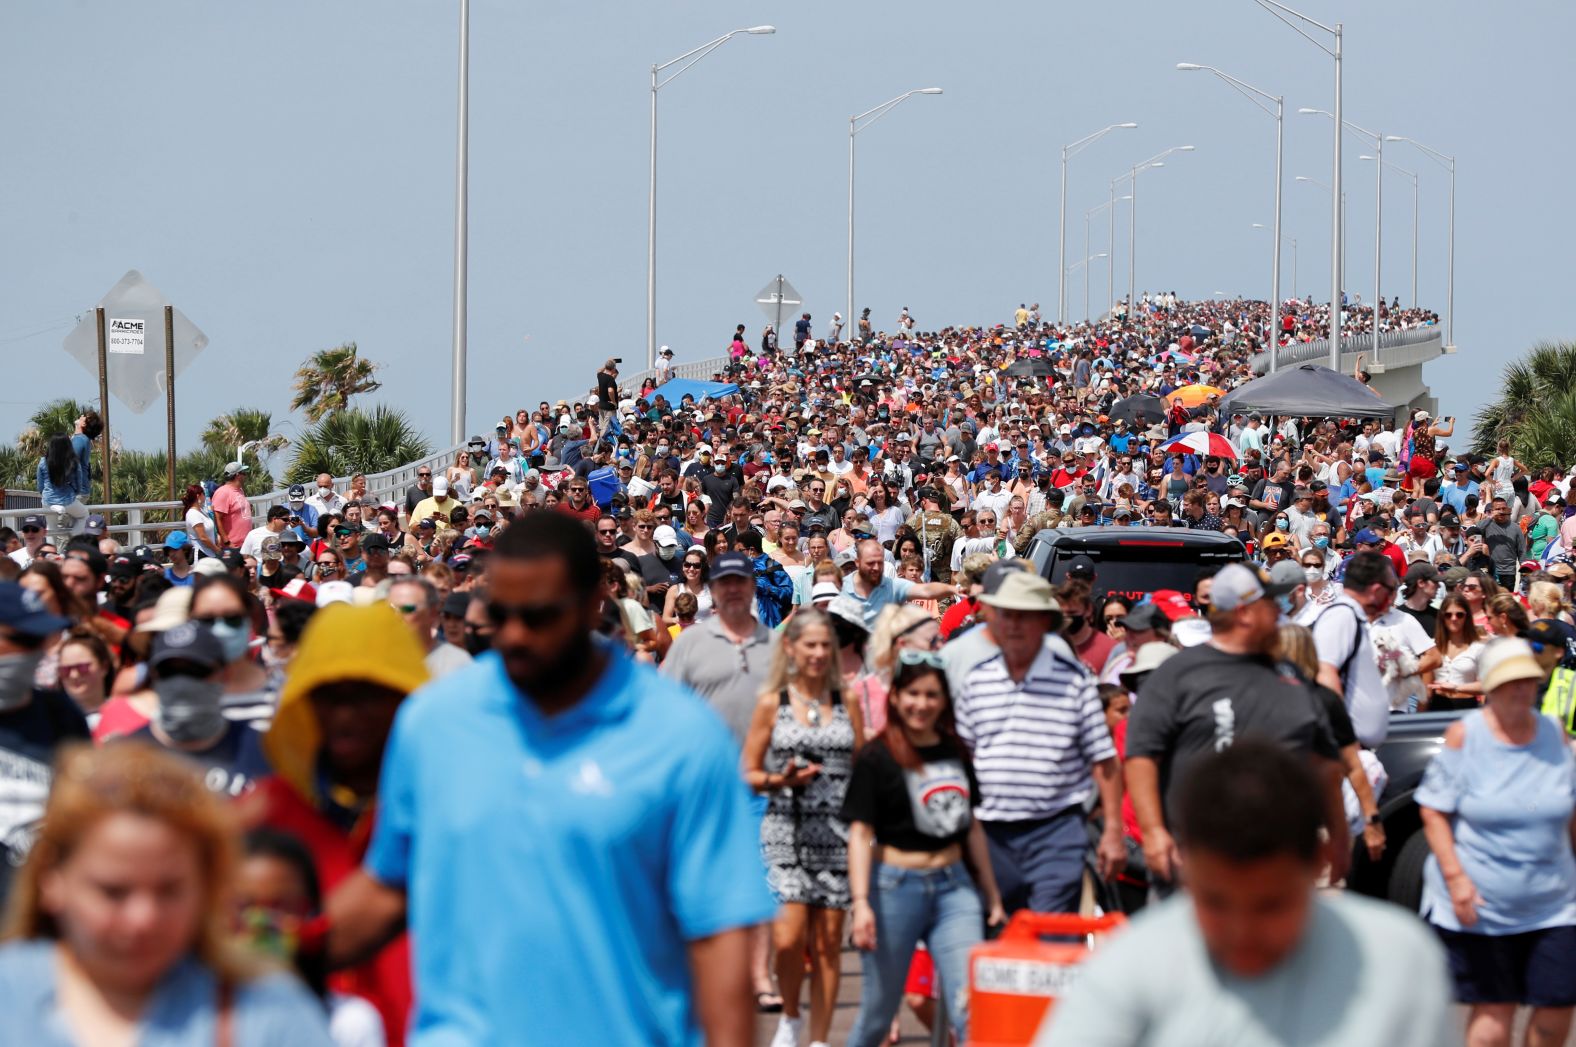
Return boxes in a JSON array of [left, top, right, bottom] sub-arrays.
[[1058, 122, 1137, 323], [849, 88, 943, 329], [648, 26, 776, 370], [1302, 107, 1382, 367], [1253, 224, 1298, 300], [1295, 175, 1347, 297], [1125, 146, 1195, 313], [1254, 0, 1343, 366], [1361, 155, 1419, 307], [1387, 134, 1456, 347], [449, 0, 470, 445], [1178, 63, 1283, 371], [1086, 196, 1130, 321]]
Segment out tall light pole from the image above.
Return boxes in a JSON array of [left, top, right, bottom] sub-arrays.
[[1295, 175, 1347, 301], [849, 88, 943, 329], [1302, 108, 1382, 366], [1086, 195, 1129, 321], [1058, 122, 1137, 324], [1177, 63, 1283, 371], [1071, 252, 1109, 323], [1254, 223, 1298, 301], [648, 26, 776, 371], [1361, 155, 1418, 307], [1387, 135, 1455, 347], [1126, 146, 1195, 313], [1254, 0, 1342, 367], [449, 0, 469, 445]]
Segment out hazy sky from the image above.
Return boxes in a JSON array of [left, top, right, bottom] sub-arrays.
[[3, 1, 1570, 459]]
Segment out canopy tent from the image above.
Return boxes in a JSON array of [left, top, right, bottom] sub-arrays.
[[1217, 364, 1394, 420], [646, 377, 740, 405]]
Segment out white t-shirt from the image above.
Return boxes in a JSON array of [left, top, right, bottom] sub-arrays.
[[1368, 607, 1437, 711], [185, 506, 219, 557], [1310, 593, 1391, 747]]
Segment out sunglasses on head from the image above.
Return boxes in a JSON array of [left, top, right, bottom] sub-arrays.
[[897, 649, 945, 669]]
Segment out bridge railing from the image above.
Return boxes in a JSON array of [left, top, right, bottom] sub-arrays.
[[3, 354, 745, 547], [1252, 326, 1445, 373]]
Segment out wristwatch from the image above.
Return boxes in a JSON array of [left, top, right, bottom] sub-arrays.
[[1366, 812, 1383, 826]]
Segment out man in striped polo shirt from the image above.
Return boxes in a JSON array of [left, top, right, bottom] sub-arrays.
[[956, 571, 1127, 914]]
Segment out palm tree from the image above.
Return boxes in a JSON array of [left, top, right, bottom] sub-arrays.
[[286, 405, 431, 485], [200, 408, 288, 460], [1472, 341, 1576, 468], [16, 398, 96, 460], [0, 446, 33, 491], [290, 343, 382, 423]]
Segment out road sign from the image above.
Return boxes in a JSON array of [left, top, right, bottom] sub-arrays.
[[62, 270, 208, 415], [755, 275, 802, 339]]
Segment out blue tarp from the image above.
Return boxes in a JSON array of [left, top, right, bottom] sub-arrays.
[[647, 378, 741, 405]]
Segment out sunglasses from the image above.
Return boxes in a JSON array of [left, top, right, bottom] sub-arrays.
[[21, 527, 42, 534], [192, 612, 248, 630], [389, 603, 421, 615], [335, 527, 356, 537], [58, 663, 99, 679], [316, 561, 339, 570], [418, 471, 432, 478], [897, 649, 945, 669], [486, 599, 573, 630]]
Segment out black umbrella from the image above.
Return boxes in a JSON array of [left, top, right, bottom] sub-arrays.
[[1002, 357, 1057, 378], [1109, 394, 1167, 425], [1217, 364, 1394, 420]]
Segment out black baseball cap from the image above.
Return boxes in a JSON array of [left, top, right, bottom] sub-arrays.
[[709, 552, 753, 580]]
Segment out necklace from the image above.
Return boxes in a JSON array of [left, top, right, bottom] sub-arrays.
[[791, 686, 825, 727]]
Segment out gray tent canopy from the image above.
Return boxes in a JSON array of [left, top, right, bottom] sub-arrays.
[[1217, 364, 1394, 420]]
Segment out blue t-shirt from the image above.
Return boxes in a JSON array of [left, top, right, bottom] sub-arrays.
[[364, 646, 775, 1046], [842, 574, 914, 628], [0, 942, 332, 1046], [1416, 710, 1576, 934]]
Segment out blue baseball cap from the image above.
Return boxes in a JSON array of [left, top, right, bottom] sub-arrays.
[[1352, 528, 1384, 546], [164, 531, 190, 551], [709, 552, 753, 580], [0, 581, 71, 638]]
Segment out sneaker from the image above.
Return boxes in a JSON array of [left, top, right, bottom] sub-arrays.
[[769, 1014, 803, 1047], [809, 1042, 831, 1047]]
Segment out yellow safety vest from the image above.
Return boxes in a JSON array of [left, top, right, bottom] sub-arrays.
[[1541, 667, 1576, 736]]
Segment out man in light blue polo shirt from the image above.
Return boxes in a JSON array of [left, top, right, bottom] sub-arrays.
[[328, 512, 774, 1046], [842, 537, 954, 628]]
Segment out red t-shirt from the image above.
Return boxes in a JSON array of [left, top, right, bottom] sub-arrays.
[[1074, 628, 1116, 674]]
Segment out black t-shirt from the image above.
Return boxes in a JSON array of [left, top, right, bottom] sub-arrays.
[[1127, 643, 1339, 825], [1400, 603, 1438, 638], [699, 472, 742, 527], [596, 371, 619, 411], [0, 689, 90, 900], [124, 720, 271, 799], [1252, 477, 1291, 511], [1310, 683, 1358, 750], [840, 736, 980, 852]]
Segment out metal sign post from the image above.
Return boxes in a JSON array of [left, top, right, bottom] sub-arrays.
[[94, 308, 112, 503], [754, 274, 803, 344], [164, 306, 176, 500]]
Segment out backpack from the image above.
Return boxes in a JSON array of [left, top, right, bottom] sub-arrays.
[[1311, 601, 1368, 693]]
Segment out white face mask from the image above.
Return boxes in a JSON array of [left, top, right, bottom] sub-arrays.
[[1304, 567, 1322, 585], [318, 486, 332, 498]]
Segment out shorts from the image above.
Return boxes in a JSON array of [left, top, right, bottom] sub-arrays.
[[1435, 924, 1576, 1007]]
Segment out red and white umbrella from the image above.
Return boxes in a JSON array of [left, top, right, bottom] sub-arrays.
[[1158, 431, 1237, 459]]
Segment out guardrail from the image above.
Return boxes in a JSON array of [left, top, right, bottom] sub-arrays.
[[1252, 326, 1445, 373]]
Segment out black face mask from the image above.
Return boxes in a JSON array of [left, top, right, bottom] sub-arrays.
[[463, 627, 492, 657]]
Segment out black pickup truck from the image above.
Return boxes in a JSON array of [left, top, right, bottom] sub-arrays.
[[1347, 709, 1466, 911]]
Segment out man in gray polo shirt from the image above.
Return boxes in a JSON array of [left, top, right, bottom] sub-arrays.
[[661, 550, 773, 747]]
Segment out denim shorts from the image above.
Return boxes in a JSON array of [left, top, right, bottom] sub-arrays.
[[1435, 925, 1576, 1007]]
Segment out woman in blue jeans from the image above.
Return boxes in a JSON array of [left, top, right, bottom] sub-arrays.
[[842, 653, 1006, 1045]]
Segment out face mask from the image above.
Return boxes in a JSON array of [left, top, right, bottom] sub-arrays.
[[1275, 593, 1296, 614], [208, 619, 251, 663], [154, 675, 226, 743], [1304, 567, 1323, 585], [0, 651, 44, 711], [1275, 518, 1290, 531], [1312, 536, 1331, 549], [714, 464, 727, 474], [317, 486, 332, 498], [657, 545, 676, 561], [464, 628, 492, 656]]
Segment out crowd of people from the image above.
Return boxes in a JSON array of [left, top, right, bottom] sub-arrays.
[[1, 289, 1573, 1046]]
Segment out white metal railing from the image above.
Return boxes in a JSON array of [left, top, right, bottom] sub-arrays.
[[1252, 326, 1444, 373], [4, 352, 751, 547]]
